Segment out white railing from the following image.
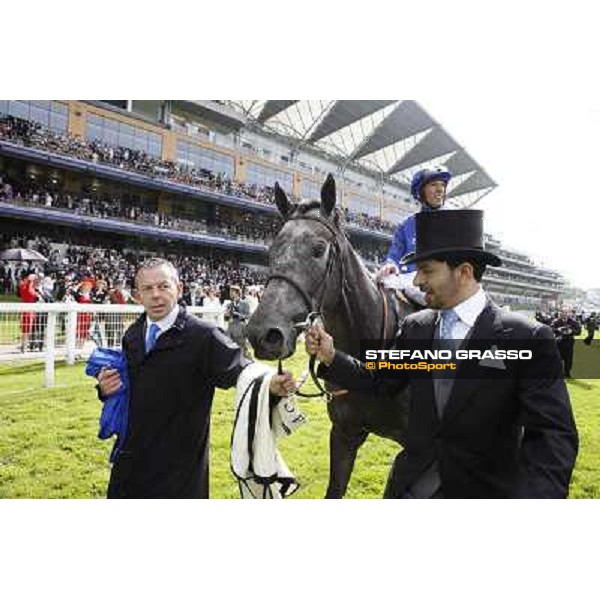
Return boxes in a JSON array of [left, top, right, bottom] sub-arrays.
[[0, 303, 226, 387]]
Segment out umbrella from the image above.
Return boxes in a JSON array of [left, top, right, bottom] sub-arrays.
[[0, 248, 48, 262]]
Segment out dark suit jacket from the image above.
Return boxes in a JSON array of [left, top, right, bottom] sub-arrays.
[[108, 305, 251, 499], [319, 300, 578, 498]]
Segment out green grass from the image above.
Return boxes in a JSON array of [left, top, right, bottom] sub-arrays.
[[0, 293, 20, 303], [1, 343, 598, 499], [0, 349, 398, 499]]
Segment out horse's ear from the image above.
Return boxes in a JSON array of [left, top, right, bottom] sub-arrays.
[[274, 182, 291, 219], [321, 173, 336, 218]]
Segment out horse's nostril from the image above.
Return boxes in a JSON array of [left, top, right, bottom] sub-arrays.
[[264, 328, 284, 347]]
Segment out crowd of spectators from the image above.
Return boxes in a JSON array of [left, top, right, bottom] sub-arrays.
[[348, 239, 386, 264], [0, 230, 387, 302], [2, 229, 596, 323], [0, 232, 268, 305], [0, 114, 281, 205], [341, 207, 397, 235], [0, 113, 401, 235], [1, 171, 386, 262], [0, 178, 282, 246], [534, 309, 597, 329]]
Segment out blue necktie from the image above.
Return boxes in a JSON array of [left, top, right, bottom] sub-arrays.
[[440, 309, 459, 340], [146, 323, 160, 353]]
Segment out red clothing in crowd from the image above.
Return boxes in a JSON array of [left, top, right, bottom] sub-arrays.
[[76, 291, 93, 342], [19, 278, 38, 334]]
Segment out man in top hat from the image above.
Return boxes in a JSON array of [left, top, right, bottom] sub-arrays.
[[306, 210, 578, 498]]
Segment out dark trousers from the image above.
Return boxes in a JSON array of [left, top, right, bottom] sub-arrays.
[[557, 339, 574, 378], [107, 454, 133, 498]]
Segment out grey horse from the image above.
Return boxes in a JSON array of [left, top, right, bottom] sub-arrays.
[[247, 174, 416, 498]]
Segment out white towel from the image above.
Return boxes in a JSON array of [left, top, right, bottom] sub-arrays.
[[231, 363, 306, 499]]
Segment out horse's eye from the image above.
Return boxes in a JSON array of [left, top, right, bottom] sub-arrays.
[[313, 242, 326, 258]]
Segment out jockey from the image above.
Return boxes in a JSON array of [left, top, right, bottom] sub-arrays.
[[377, 166, 452, 305]]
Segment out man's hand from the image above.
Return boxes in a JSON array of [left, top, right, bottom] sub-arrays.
[[376, 262, 399, 283], [305, 321, 335, 365], [97, 367, 122, 396], [269, 370, 297, 397]]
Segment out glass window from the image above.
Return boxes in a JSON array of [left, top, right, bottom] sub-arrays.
[[119, 133, 134, 149], [49, 113, 68, 133], [30, 106, 50, 127], [133, 135, 147, 151], [87, 122, 101, 141], [97, 129, 111, 146], [85, 113, 162, 155], [348, 195, 378, 217], [246, 163, 291, 191], [32, 100, 51, 110], [1, 100, 67, 131], [301, 179, 320, 200], [52, 101, 68, 115], [177, 141, 224, 172], [88, 113, 102, 126], [9, 100, 30, 119], [105, 118, 119, 132], [120, 123, 134, 137], [148, 139, 162, 157]]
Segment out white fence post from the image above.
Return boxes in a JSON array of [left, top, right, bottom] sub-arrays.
[[65, 306, 77, 365], [44, 312, 57, 388]]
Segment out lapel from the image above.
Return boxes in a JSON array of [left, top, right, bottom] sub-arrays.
[[442, 300, 507, 426], [405, 310, 438, 411], [126, 313, 147, 368], [153, 305, 187, 352]]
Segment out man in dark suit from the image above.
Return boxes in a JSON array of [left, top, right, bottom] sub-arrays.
[[551, 309, 581, 377], [584, 312, 598, 346], [226, 285, 251, 358], [97, 258, 295, 499], [306, 210, 578, 499]]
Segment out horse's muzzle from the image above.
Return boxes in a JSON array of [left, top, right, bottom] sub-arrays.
[[249, 326, 294, 360]]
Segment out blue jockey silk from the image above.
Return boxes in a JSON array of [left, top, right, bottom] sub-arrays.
[[85, 347, 130, 463]]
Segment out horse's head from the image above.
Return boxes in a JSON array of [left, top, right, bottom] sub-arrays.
[[247, 174, 344, 359]]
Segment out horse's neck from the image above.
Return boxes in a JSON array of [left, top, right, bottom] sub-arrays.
[[322, 243, 383, 356]]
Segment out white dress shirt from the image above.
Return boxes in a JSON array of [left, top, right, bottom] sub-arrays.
[[145, 303, 179, 347], [437, 286, 487, 340]]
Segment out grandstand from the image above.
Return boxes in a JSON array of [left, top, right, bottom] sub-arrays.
[[483, 234, 565, 311], [0, 100, 565, 310]]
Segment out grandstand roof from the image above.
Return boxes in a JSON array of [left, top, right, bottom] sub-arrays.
[[224, 100, 497, 205]]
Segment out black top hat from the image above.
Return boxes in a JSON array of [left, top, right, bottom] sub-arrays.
[[402, 209, 501, 267]]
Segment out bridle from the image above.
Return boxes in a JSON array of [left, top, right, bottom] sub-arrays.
[[265, 212, 393, 402], [266, 213, 346, 401], [266, 214, 345, 316]]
